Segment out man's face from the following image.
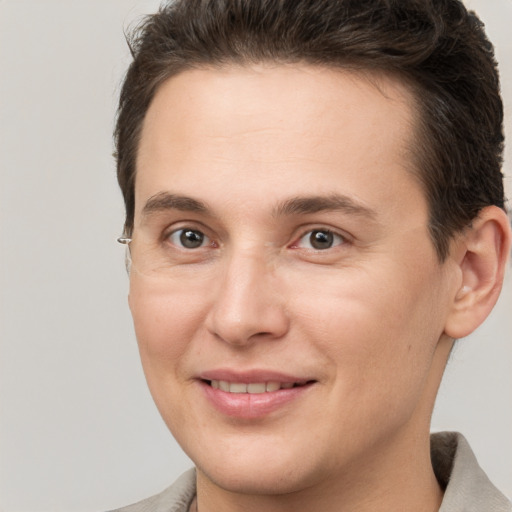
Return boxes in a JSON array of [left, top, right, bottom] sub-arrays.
[[130, 65, 457, 494]]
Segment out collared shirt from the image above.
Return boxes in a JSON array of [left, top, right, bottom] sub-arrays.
[[110, 432, 511, 512], [433, 432, 511, 511]]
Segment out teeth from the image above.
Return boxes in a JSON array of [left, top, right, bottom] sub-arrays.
[[247, 383, 266, 393], [229, 383, 247, 393], [266, 381, 280, 392], [209, 380, 302, 394]]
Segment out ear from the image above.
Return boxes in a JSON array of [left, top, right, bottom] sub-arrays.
[[444, 206, 511, 339]]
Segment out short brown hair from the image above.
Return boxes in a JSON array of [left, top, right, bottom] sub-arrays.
[[115, 0, 505, 260]]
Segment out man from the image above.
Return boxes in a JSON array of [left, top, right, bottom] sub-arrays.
[[112, 0, 511, 511]]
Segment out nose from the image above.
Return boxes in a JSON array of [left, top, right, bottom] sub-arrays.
[[205, 251, 290, 346]]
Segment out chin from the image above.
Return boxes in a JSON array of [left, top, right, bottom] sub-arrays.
[[197, 459, 323, 496], [184, 430, 332, 496]]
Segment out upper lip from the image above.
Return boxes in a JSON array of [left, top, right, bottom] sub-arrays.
[[198, 369, 315, 384]]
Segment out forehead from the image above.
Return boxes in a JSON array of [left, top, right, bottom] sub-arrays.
[[135, 64, 423, 220]]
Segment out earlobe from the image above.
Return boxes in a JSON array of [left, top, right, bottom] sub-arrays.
[[444, 206, 511, 340]]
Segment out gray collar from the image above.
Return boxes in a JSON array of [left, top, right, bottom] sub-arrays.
[[433, 432, 511, 511]]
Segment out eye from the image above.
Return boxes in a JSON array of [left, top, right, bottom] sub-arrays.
[[168, 228, 211, 249], [295, 229, 345, 250]]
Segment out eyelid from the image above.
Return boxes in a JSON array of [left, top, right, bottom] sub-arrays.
[[162, 221, 218, 248], [289, 225, 352, 250], [168, 228, 211, 248], [158, 221, 352, 252]]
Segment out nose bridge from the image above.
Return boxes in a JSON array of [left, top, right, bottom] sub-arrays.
[[206, 247, 289, 345]]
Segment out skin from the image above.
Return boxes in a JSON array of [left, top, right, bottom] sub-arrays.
[[128, 65, 510, 512]]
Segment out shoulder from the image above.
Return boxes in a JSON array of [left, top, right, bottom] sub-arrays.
[[432, 432, 512, 512], [107, 468, 196, 512]]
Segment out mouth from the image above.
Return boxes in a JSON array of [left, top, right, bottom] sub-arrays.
[[199, 375, 316, 418], [204, 379, 314, 394]]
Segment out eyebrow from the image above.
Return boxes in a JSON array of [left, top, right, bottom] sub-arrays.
[[141, 191, 377, 221], [142, 192, 209, 217], [273, 194, 377, 219]]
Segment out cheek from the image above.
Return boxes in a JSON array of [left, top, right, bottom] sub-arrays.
[[289, 262, 446, 387], [128, 277, 215, 437], [294, 272, 445, 442], [128, 277, 207, 368]]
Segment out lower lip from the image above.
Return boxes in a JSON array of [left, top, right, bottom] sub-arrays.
[[199, 381, 314, 419]]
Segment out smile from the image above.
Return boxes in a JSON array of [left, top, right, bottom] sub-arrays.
[[208, 380, 308, 393], [200, 376, 315, 418]]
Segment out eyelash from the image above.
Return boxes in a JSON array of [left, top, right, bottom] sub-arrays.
[[165, 227, 215, 250], [290, 228, 348, 251], [163, 225, 349, 253]]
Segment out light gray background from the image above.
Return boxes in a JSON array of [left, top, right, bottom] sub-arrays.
[[0, 1, 510, 511]]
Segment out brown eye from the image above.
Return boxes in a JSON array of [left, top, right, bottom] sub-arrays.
[[297, 229, 344, 250], [310, 230, 333, 249], [169, 229, 209, 249]]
